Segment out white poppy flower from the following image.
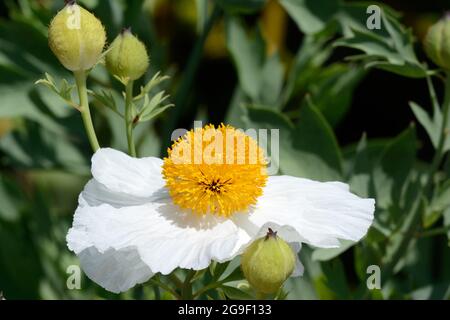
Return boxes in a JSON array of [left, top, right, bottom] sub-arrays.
[[67, 125, 375, 294]]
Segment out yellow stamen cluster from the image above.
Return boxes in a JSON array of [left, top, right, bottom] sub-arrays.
[[162, 124, 268, 217]]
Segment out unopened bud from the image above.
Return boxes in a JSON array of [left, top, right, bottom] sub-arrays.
[[424, 14, 450, 70], [48, 1, 106, 71], [106, 28, 149, 81], [241, 228, 296, 294]]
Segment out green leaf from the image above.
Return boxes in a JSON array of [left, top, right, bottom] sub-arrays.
[[35, 73, 78, 110], [143, 91, 168, 113], [282, 32, 333, 105], [0, 19, 59, 77], [334, 28, 404, 64], [336, 2, 400, 37], [380, 11, 417, 63], [195, 0, 208, 33], [382, 191, 424, 282], [139, 105, 174, 123], [243, 105, 292, 175], [0, 176, 25, 222], [0, 220, 43, 299], [215, 0, 266, 14], [135, 125, 162, 158], [217, 257, 242, 283], [367, 61, 429, 78], [308, 63, 365, 126], [225, 16, 265, 101], [410, 101, 441, 149], [220, 285, 253, 299], [244, 101, 342, 180], [0, 121, 88, 174], [347, 134, 372, 198], [89, 89, 122, 117], [409, 75, 446, 150], [334, 7, 429, 78], [373, 126, 417, 209], [426, 181, 450, 228], [133, 72, 170, 102], [133, 82, 174, 123], [220, 267, 245, 284], [312, 240, 355, 261], [280, 0, 339, 34], [285, 247, 321, 299], [259, 53, 284, 107], [411, 283, 450, 300], [444, 208, 450, 247], [321, 259, 351, 299], [0, 83, 69, 136], [287, 100, 343, 180], [210, 261, 230, 281], [224, 87, 248, 128]]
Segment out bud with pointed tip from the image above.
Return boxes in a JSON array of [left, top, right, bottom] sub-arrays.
[[48, 1, 106, 71], [241, 229, 296, 294], [424, 14, 450, 70], [106, 28, 150, 81]]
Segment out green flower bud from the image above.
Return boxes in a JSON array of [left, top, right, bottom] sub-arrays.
[[241, 228, 296, 294], [48, 0, 106, 71], [424, 14, 450, 70], [106, 28, 150, 81]]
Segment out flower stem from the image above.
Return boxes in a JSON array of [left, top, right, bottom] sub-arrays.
[[426, 73, 450, 188], [416, 224, 450, 238], [149, 278, 181, 300], [125, 80, 137, 157], [169, 273, 183, 289], [192, 281, 223, 299], [181, 270, 196, 300], [74, 70, 100, 152]]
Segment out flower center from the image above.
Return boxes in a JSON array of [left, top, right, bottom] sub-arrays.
[[162, 124, 268, 217]]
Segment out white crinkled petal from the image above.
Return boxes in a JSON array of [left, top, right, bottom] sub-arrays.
[[91, 148, 165, 198], [78, 246, 154, 294], [242, 175, 375, 248], [81, 179, 168, 208], [289, 242, 304, 277], [68, 151, 373, 291], [67, 195, 243, 292]]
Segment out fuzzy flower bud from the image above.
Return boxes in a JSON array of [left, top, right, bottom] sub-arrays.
[[424, 14, 450, 70], [48, 1, 106, 71], [241, 228, 296, 294], [106, 28, 150, 81]]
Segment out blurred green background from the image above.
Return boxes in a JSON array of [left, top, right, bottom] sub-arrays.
[[0, 0, 450, 299]]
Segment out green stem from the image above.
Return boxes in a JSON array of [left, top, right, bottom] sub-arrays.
[[181, 270, 196, 300], [153, 285, 161, 300], [169, 273, 183, 289], [416, 225, 450, 238], [426, 73, 450, 189], [193, 281, 224, 299], [149, 278, 181, 300], [125, 80, 137, 157], [74, 70, 100, 152]]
